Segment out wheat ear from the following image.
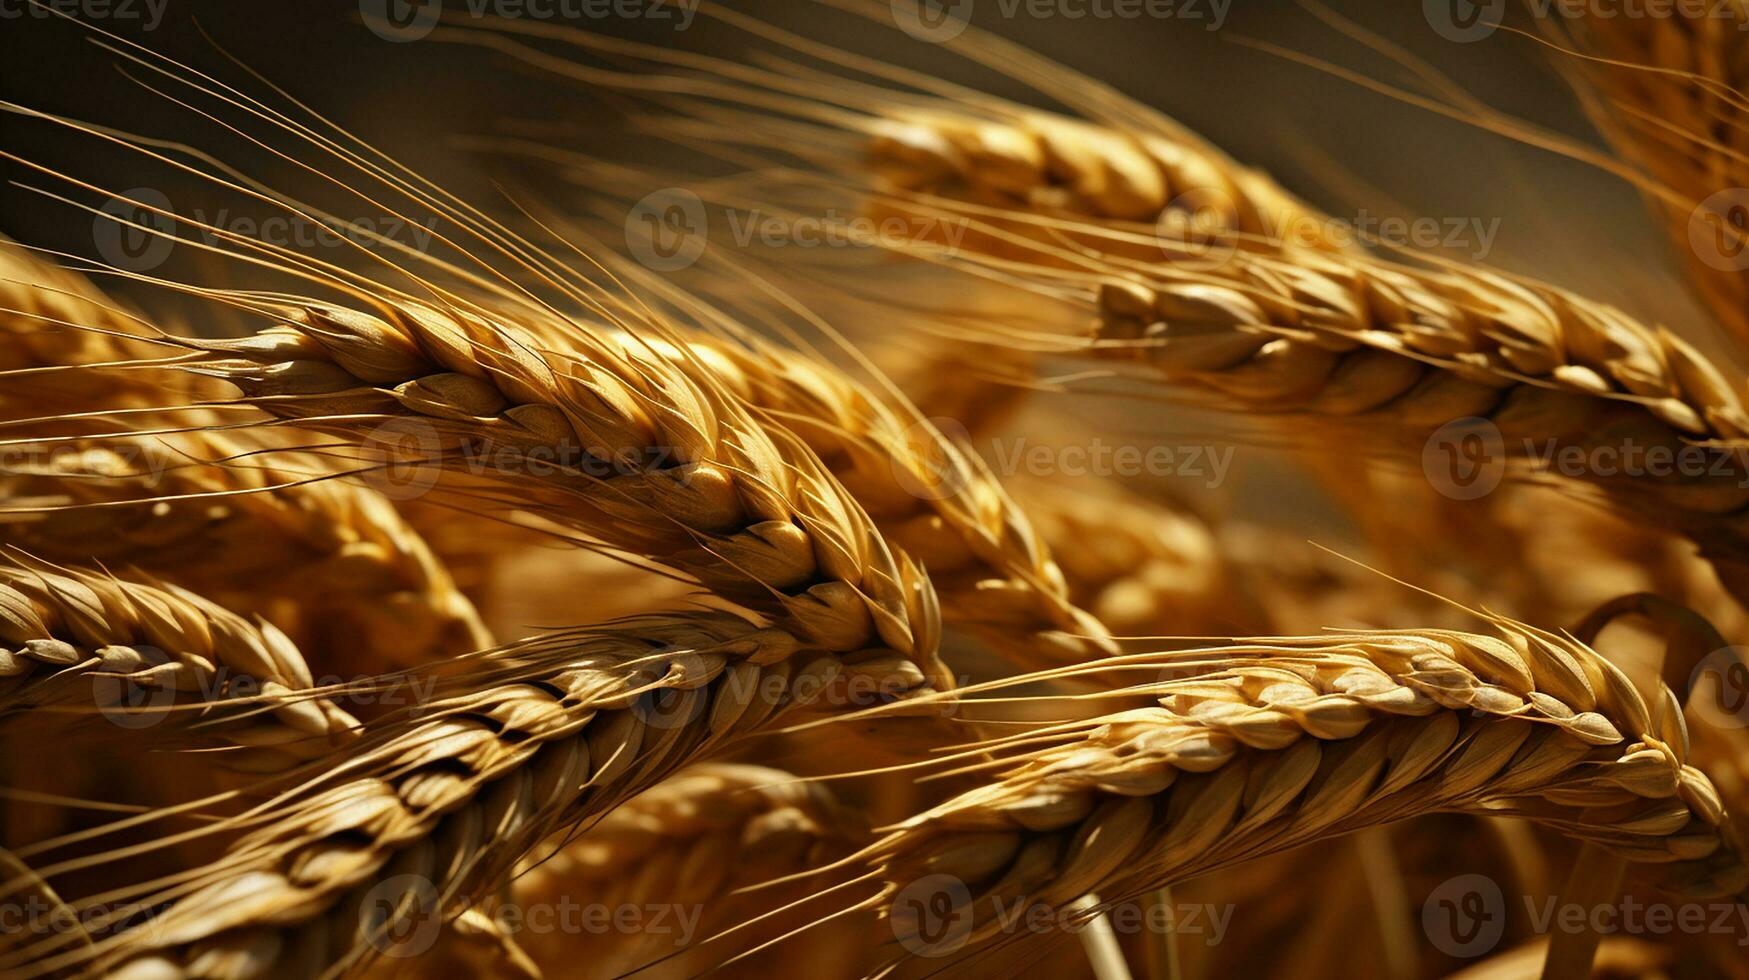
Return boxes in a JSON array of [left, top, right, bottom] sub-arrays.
[[176, 294, 948, 683], [0, 560, 356, 771], [1, 431, 490, 671], [1, 249, 490, 668], [1072, 244, 1749, 590], [38, 615, 928, 979], [871, 620, 1743, 962]]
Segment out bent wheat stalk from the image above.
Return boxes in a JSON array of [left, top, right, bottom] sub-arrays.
[[24, 615, 930, 979], [868, 617, 1744, 964], [639, 328, 1116, 668]]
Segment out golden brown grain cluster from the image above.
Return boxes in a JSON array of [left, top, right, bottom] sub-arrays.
[[3, 3, 1749, 979]]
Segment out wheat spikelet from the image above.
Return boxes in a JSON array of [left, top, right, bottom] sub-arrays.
[[870, 619, 1744, 963], [35, 615, 929, 979], [0, 560, 355, 771]]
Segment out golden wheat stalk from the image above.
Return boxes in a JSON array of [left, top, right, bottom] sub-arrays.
[[22, 615, 927, 979], [166, 293, 949, 681], [0, 559, 356, 771], [865, 617, 1743, 964]]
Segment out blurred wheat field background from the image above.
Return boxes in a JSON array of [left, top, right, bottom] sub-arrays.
[[1, 1, 1748, 978]]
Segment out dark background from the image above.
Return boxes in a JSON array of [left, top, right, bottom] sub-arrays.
[[0, 0, 1679, 310]]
